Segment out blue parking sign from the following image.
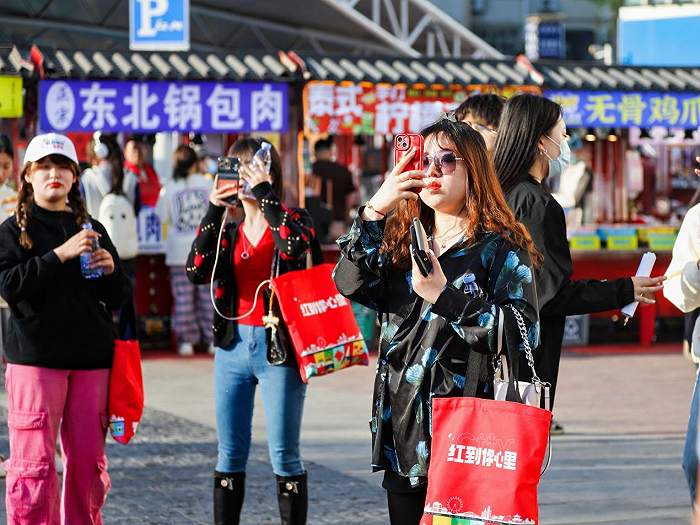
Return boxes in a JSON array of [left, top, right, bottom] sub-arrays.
[[130, 0, 190, 51]]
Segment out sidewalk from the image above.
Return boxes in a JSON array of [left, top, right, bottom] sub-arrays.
[[0, 347, 694, 523]]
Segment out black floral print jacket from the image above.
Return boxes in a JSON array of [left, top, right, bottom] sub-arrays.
[[333, 209, 539, 488], [186, 182, 316, 348]]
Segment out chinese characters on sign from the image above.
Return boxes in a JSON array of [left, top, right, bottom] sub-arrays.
[[546, 90, 700, 128], [137, 206, 165, 254], [447, 443, 518, 471], [40, 80, 288, 133], [304, 81, 541, 135]]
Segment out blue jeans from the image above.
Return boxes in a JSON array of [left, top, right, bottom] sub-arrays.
[[684, 367, 700, 503], [214, 324, 307, 476]]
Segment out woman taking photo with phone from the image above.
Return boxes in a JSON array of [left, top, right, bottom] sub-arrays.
[[492, 93, 666, 417], [333, 115, 541, 525], [186, 138, 316, 525], [0, 133, 133, 524]]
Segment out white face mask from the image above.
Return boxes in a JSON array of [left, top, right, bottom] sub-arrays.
[[204, 158, 218, 175], [543, 135, 571, 178]]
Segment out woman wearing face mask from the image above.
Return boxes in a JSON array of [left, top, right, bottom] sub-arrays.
[[492, 94, 665, 417]]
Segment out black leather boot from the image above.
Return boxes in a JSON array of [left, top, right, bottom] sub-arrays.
[[214, 471, 245, 525], [276, 472, 308, 525]]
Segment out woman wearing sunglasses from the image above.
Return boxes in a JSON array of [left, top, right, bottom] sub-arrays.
[[492, 94, 666, 423], [333, 115, 541, 525]]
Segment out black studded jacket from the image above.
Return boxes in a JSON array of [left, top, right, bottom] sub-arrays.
[[185, 181, 317, 348]]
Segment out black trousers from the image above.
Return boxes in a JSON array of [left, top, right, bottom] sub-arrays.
[[386, 485, 428, 525]]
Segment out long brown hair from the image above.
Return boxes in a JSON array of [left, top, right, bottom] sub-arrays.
[[381, 119, 542, 272], [15, 155, 89, 250]]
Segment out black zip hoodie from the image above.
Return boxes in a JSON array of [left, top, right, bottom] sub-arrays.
[[0, 204, 133, 369]]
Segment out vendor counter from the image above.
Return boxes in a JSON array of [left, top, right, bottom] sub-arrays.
[[320, 243, 681, 346]]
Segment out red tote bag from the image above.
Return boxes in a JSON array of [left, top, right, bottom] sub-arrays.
[[270, 263, 369, 382], [420, 397, 551, 525], [108, 339, 144, 445]]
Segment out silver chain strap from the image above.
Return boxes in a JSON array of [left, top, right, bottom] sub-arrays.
[[503, 303, 541, 384]]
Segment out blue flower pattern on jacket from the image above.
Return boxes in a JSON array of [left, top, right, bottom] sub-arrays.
[[333, 215, 539, 488]]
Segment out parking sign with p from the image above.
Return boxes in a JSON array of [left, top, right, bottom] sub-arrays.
[[129, 0, 190, 51]]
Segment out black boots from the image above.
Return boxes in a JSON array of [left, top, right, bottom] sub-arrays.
[[276, 472, 308, 525], [214, 471, 245, 525]]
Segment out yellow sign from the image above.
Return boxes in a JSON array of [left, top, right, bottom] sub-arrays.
[[607, 235, 638, 250], [0, 76, 23, 118], [569, 235, 601, 251], [648, 233, 677, 251]]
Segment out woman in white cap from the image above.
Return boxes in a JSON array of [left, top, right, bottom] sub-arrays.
[[0, 133, 133, 524]]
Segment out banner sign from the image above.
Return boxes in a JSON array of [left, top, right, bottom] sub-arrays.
[[546, 90, 700, 129], [130, 0, 190, 51], [137, 206, 165, 254], [0, 76, 23, 118], [304, 81, 541, 135], [40, 80, 288, 133]]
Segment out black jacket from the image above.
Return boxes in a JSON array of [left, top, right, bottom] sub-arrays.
[[334, 211, 539, 487], [505, 175, 634, 401], [0, 205, 134, 369], [186, 182, 318, 349]]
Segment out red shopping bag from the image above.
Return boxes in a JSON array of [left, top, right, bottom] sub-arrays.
[[108, 339, 144, 444], [270, 263, 369, 382], [421, 397, 551, 525]]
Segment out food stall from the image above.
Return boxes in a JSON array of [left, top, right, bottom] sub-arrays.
[[27, 46, 298, 349], [540, 61, 700, 343]]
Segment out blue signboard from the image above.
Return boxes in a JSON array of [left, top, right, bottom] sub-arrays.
[[546, 90, 700, 129], [40, 80, 288, 133], [538, 21, 564, 59], [130, 0, 189, 51]]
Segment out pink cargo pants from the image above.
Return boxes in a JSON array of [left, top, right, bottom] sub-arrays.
[[3, 364, 111, 525]]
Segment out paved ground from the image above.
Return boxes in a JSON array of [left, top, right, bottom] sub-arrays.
[[0, 346, 695, 524]]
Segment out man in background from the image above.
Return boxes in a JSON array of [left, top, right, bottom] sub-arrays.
[[124, 134, 161, 207], [312, 138, 357, 227], [454, 93, 504, 151]]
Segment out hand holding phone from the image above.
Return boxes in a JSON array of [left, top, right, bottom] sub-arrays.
[[394, 134, 424, 194], [410, 217, 433, 277], [213, 156, 240, 206]]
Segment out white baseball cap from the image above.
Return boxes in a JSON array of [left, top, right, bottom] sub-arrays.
[[23, 133, 79, 165]]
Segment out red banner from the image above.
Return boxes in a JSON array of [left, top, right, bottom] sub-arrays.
[[304, 81, 541, 136]]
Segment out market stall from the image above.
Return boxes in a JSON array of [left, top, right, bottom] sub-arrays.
[[27, 46, 298, 349], [541, 61, 700, 342]]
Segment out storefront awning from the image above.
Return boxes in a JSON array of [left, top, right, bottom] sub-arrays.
[[34, 48, 293, 82], [297, 54, 540, 87], [536, 60, 700, 92]]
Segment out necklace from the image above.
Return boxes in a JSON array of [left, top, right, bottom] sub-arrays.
[[431, 228, 468, 249], [240, 229, 253, 260]]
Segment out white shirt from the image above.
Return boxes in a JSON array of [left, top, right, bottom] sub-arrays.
[[155, 174, 214, 266], [0, 183, 16, 223], [81, 163, 139, 218], [664, 203, 700, 361]]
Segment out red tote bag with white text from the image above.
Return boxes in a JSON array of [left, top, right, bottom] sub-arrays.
[[270, 263, 368, 382], [421, 397, 551, 525]]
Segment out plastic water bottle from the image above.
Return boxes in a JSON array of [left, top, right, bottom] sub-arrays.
[[80, 222, 103, 279], [463, 273, 482, 298], [240, 142, 272, 199]]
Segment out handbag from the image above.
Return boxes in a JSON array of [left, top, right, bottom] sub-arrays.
[[420, 305, 552, 525], [108, 309, 144, 444], [268, 261, 369, 382], [108, 338, 144, 445], [493, 305, 550, 411]]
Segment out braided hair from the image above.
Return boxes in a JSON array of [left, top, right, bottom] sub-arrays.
[[15, 155, 88, 250]]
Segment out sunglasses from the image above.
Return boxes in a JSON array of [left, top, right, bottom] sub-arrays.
[[468, 121, 498, 136], [423, 151, 464, 175]]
